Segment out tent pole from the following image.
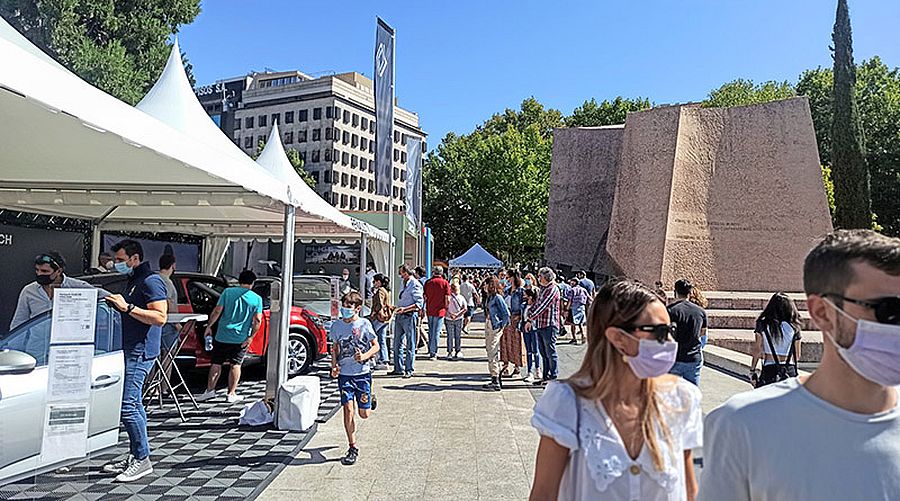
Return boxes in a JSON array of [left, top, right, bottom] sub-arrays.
[[359, 233, 368, 296], [268, 205, 295, 408]]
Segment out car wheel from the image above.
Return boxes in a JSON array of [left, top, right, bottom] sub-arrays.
[[287, 332, 312, 376]]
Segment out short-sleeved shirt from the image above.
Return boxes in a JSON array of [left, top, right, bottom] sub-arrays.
[[424, 276, 451, 317], [447, 293, 467, 318], [159, 273, 178, 318], [667, 300, 708, 363], [329, 317, 376, 376], [122, 262, 168, 359], [214, 286, 263, 344], [459, 281, 477, 306], [532, 378, 702, 500], [700, 378, 900, 501]]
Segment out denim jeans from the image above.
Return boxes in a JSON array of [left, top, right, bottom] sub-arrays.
[[372, 319, 389, 364], [670, 359, 703, 386], [122, 351, 155, 459], [426, 316, 445, 357], [536, 326, 559, 380], [523, 329, 540, 374], [445, 318, 463, 354], [393, 313, 417, 373]]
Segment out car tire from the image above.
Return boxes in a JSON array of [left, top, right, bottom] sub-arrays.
[[287, 331, 313, 377]]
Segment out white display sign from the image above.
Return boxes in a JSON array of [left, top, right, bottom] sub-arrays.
[[39, 403, 90, 464], [50, 288, 98, 344], [46, 345, 94, 402]]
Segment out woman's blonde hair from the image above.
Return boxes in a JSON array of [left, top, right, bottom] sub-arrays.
[[568, 279, 674, 472]]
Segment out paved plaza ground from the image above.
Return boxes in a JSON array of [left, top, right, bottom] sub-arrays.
[[259, 319, 750, 501]]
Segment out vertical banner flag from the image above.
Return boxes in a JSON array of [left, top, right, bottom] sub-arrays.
[[405, 138, 422, 227], [374, 18, 395, 197]]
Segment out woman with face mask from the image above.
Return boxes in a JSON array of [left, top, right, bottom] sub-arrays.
[[529, 279, 701, 501]]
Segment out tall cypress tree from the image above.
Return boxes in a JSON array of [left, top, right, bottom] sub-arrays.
[[830, 0, 872, 229]]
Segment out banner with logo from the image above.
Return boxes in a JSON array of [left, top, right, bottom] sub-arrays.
[[405, 138, 422, 227], [374, 18, 395, 197]]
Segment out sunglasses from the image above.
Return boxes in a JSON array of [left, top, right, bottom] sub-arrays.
[[34, 254, 60, 268], [826, 294, 900, 325], [617, 323, 676, 344]]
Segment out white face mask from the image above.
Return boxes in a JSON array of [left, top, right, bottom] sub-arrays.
[[618, 329, 678, 379], [825, 300, 900, 387]]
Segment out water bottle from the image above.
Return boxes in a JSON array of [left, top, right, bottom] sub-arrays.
[[204, 334, 214, 352]]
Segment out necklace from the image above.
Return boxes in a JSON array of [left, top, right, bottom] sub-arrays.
[[599, 397, 644, 460]]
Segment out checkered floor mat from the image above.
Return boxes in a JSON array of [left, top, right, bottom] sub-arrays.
[[0, 360, 341, 501]]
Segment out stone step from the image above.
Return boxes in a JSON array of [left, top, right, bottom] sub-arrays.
[[703, 344, 813, 379], [698, 291, 808, 311], [706, 328, 823, 363], [705, 309, 815, 331]]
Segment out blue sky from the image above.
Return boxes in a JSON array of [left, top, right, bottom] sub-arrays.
[[179, 0, 900, 144]]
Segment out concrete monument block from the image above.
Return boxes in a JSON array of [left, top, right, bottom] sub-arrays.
[[544, 126, 624, 276]]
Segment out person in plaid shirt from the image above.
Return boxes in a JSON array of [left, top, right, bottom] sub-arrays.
[[524, 267, 561, 386]]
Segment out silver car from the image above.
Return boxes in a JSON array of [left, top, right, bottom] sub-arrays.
[[0, 302, 124, 485]]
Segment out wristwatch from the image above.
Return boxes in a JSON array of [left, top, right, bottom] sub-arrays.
[[126, 303, 135, 314]]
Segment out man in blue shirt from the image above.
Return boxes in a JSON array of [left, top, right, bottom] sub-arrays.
[[196, 270, 263, 403], [576, 270, 595, 297], [388, 264, 424, 378], [101, 240, 168, 483]]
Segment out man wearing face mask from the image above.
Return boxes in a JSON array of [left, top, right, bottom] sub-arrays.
[[10, 251, 104, 330], [101, 239, 168, 482], [700, 230, 900, 501]]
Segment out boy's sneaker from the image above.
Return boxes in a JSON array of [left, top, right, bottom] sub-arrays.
[[195, 389, 218, 402], [226, 393, 244, 404], [371, 394, 378, 411], [341, 446, 359, 466], [115, 456, 153, 482], [102, 455, 133, 474]]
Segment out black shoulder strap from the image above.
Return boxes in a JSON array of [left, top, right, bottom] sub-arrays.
[[763, 325, 782, 366]]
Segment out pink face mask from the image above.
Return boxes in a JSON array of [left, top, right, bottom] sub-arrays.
[[619, 330, 678, 379], [825, 300, 900, 387]]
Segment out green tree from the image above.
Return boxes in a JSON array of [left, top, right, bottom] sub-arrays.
[[424, 98, 561, 262], [565, 97, 652, 127], [253, 140, 317, 189], [830, 0, 872, 229], [1, 0, 201, 104], [702, 79, 796, 108]]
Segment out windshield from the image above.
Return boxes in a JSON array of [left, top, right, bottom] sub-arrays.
[[293, 278, 332, 318]]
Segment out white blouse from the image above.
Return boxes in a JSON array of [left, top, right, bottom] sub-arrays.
[[531, 378, 702, 501]]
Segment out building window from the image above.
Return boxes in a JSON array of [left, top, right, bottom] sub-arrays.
[[368, 159, 374, 172], [352, 113, 359, 127], [259, 115, 267, 127], [257, 135, 265, 145], [299, 151, 307, 163], [245, 116, 254, 128], [361, 117, 368, 130], [298, 130, 308, 143], [342, 152, 349, 166], [284, 131, 293, 144], [341, 193, 348, 208], [367, 200, 374, 211], [312, 150, 320, 163], [351, 175, 358, 189], [343, 110, 350, 124], [311, 171, 320, 183], [333, 149, 340, 163], [393, 186, 399, 198], [350, 196, 357, 210], [313, 107, 322, 120], [369, 121, 375, 133], [401, 187, 406, 198], [284, 111, 294, 124], [244, 136, 252, 148], [325, 127, 333, 140], [351, 155, 358, 168], [401, 151, 407, 163], [312, 128, 321, 141], [394, 130, 400, 143], [341, 173, 349, 186], [401, 169, 406, 182], [234, 119, 241, 130], [342, 131, 350, 145], [324, 149, 332, 162], [271, 113, 280, 125], [393, 149, 400, 161], [401, 134, 408, 146], [368, 179, 375, 192], [351, 134, 358, 148], [393, 167, 399, 180], [326, 106, 334, 119], [369, 141, 375, 153], [299, 109, 309, 122], [333, 192, 339, 205], [334, 106, 341, 119], [360, 137, 368, 150]]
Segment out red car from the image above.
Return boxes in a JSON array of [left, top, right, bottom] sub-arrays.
[[79, 272, 327, 376]]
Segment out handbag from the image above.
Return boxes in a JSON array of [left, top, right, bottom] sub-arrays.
[[756, 325, 798, 388]]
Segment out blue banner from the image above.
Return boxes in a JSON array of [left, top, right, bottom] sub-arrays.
[[405, 138, 422, 227], [374, 18, 395, 197]]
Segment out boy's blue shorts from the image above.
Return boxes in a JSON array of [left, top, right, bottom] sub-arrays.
[[338, 373, 373, 409]]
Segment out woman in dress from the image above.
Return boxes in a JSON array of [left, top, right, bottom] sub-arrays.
[[749, 292, 802, 388], [500, 269, 527, 377], [530, 279, 702, 501]]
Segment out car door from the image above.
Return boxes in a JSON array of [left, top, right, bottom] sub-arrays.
[[0, 303, 124, 482]]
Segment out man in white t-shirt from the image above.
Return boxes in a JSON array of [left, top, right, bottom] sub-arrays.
[[459, 274, 477, 334], [700, 229, 900, 500]]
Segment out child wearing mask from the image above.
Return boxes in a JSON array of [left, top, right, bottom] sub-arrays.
[[329, 291, 380, 466]]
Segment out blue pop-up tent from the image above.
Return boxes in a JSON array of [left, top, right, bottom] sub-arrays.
[[449, 243, 503, 269]]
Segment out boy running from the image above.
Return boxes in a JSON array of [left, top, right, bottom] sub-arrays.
[[329, 291, 379, 465]]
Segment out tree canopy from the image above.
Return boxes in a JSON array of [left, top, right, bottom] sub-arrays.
[[1, 0, 201, 104], [565, 97, 652, 127], [702, 79, 796, 108]]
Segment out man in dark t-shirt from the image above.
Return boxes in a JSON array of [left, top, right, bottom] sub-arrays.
[[667, 278, 707, 386]]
